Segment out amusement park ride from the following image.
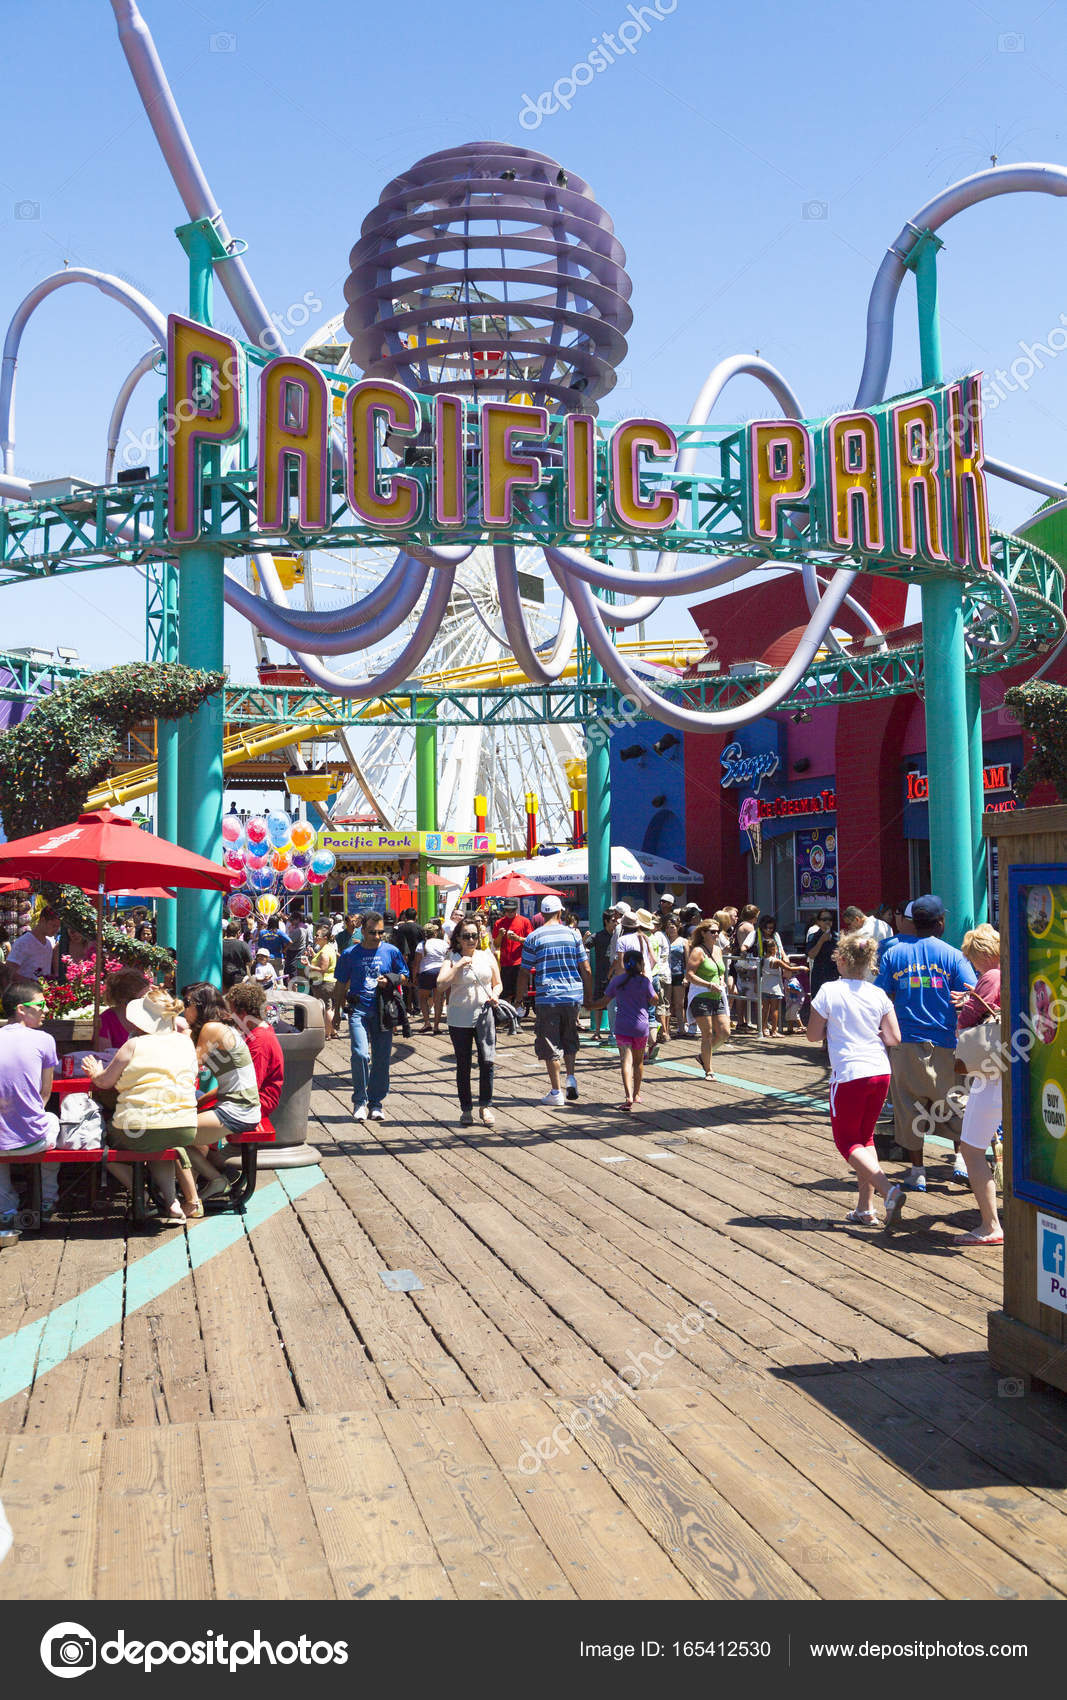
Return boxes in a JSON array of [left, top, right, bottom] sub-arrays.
[[3, 0, 1067, 986]]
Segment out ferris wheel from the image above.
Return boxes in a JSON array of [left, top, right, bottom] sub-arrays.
[[248, 317, 584, 848]]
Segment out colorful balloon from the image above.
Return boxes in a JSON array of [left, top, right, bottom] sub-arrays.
[[310, 849, 336, 878], [246, 814, 268, 845], [256, 894, 280, 919], [290, 851, 311, 869], [244, 850, 269, 871], [290, 821, 314, 852], [266, 811, 292, 849], [227, 892, 253, 920], [269, 847, 292, 873], [223, 849, 245, 875], [282, 867, 308, 893], [221, 812, 244, 846], [306, 869, 327, 887], [249, 866, 275, 892]]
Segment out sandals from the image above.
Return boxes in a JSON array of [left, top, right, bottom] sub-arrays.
[[955, 1229, 1004, 1246], [182, 1200, 205, 1221], [845, 1209, 880, 1227], [617, 1101, 633, 1112]]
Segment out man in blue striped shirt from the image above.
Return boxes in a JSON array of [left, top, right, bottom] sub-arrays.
[[516, 896, 592, 1108]]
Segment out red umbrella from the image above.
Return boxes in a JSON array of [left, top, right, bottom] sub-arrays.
[[464, 871, 564, 902], [0, 809, 231, 1038], [0, 876, 30, 894]]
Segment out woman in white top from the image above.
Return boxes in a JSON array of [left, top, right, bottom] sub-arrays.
[[436, 919, 502, 1127], [413, 922, 449, 1033], [807, 931, 906, 1230]]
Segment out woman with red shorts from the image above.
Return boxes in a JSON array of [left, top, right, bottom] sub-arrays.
[[807, 932, 906, 1230]]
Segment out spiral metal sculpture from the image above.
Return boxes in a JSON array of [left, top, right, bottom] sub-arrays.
[[344, 142, 632, 416]]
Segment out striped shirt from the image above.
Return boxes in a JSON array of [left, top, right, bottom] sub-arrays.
[[521, 922, 588, 1006]]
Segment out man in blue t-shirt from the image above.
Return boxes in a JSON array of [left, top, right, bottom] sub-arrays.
[[875, 893, 977, 1190], [516, 896, 591, 1108], [335, 911, 408, 1121]]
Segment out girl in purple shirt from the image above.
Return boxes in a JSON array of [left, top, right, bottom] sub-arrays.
[[592, 951, 655, 1111]]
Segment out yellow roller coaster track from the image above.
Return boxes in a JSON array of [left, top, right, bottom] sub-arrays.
[[86, 639, 706, 809]]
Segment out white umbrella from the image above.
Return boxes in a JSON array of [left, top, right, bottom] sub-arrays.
[[501, 847, 703, 885]]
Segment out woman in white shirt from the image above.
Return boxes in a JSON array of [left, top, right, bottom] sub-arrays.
[[807, 931, 906, 1230], [436, 920, 502, 1127], [413, 922, 449, 1033]]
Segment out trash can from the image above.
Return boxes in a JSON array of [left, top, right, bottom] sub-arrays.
[[224, 987, 325, 1171]]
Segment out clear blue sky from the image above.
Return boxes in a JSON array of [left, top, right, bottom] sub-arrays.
[[2, 0, 1067, 669]]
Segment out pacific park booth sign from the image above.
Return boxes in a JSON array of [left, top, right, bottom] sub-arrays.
[[161, 313, 993, 569]]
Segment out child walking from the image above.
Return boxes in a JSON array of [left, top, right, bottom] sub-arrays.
[[593, 950, 655, 1110], [806, 932, 907, 1230]]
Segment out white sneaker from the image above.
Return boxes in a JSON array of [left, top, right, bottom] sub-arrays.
[[370, 1107, 385, 1122], [540, 1089, 566, 1108], [353, 1102, 368, 1121]]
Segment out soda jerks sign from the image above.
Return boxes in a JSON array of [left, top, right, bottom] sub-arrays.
[[757, 788, 836, 821], [162, 313, 993, 571]]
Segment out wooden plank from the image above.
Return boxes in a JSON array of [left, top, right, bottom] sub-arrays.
[[380, 1405, 578, 1599], [0, 1431, 102, 1599], [305, 1162, 545, 1404], [469, 1397, 697, 1600], [94, 1424, 212, 1599], [189, 1207, 301, 1422], [290, 1411, 456, 1600], [118, 1230, 212, 1429], [18, 1225, 126, 1436], [550, 1391, 813, 1600], [199, 1419, 336, 1599], [640, 1386, 934, 1599], [285, 1172, 474, 1404], [708, 1364, 1058, 1598], [242, 1204, 387, 1411]]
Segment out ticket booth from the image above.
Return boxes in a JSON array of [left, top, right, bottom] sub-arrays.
[[987, 805, 1067, 1392]]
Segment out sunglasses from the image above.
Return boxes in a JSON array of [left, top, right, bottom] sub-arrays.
[[19, 998, 46, 1009], [458, 931, 479, 941], [364, 927, 384, 936]]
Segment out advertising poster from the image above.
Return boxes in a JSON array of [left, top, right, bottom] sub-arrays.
[[343, 877, 388, 916], [1011, 872, 1067, 1208], [795, 826, 838, 912]]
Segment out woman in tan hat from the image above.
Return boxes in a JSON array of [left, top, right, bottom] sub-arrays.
[[84, 989, 201, 1225]]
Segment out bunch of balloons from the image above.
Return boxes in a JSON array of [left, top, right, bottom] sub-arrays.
[[222, 810, 336, 922]]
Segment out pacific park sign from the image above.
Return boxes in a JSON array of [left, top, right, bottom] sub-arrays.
[[163, 313, 992, 573]]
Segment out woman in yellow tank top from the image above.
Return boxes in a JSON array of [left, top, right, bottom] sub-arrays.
[[84, 989, 200, 1225]]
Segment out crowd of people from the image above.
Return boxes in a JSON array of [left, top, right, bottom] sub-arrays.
[[0, 888, 1006, 1250], [0, 958, 284, 1229]]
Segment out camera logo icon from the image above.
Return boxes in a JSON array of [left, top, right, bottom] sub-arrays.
[[210, 31, 237, 52], [14, 201, 40, 220], [802, 200, 829, 221], [40, 1623, 97, 1679]]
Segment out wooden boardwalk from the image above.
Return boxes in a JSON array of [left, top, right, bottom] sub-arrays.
[[3, 1024, 1067, 1601]]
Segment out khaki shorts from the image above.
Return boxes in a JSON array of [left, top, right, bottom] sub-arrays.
[[534, 1003, 581, 1062], [889, 1040, 966, 1154]]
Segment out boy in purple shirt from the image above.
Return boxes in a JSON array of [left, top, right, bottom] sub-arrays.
[[0, 979, 60, 1223], [593, 952, 655, 1111]]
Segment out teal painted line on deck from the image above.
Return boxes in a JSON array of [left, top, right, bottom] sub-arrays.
[[650, 1056, 957, 1151], [0, 1166, 324, 1407]]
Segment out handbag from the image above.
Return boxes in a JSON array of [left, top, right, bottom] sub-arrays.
[[954, 991, 1002, 1074]]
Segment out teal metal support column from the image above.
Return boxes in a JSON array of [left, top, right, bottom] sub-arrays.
[[152, 561, 180, 951], [173, 218, 230, 987], [922, 583, 975, 942], [967, 671, 989, 925], [910, 229, 975, 943], [586, 658, 612, 931], [415, 698, 438, 923]]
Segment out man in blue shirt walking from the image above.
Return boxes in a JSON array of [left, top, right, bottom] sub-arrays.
[[516, 895, 592, 1108], [335, 911, 408, 1122], [875, 893, 976, 1190]]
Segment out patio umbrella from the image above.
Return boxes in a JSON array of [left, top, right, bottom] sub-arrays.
[[0, 809, 231, 1040], [464, 871, 563, 902], [0, 876, 30, 894]]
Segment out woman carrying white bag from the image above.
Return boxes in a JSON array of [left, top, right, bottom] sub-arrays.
[[952, 924, 1004, 1248]]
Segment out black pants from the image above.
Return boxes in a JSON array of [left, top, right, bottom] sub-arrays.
[[500, 964, 520, 1005], [449, 1024, 493, 1110]]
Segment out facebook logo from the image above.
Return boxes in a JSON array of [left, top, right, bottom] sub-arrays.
[[1043, 1227, 1066, 1278]]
